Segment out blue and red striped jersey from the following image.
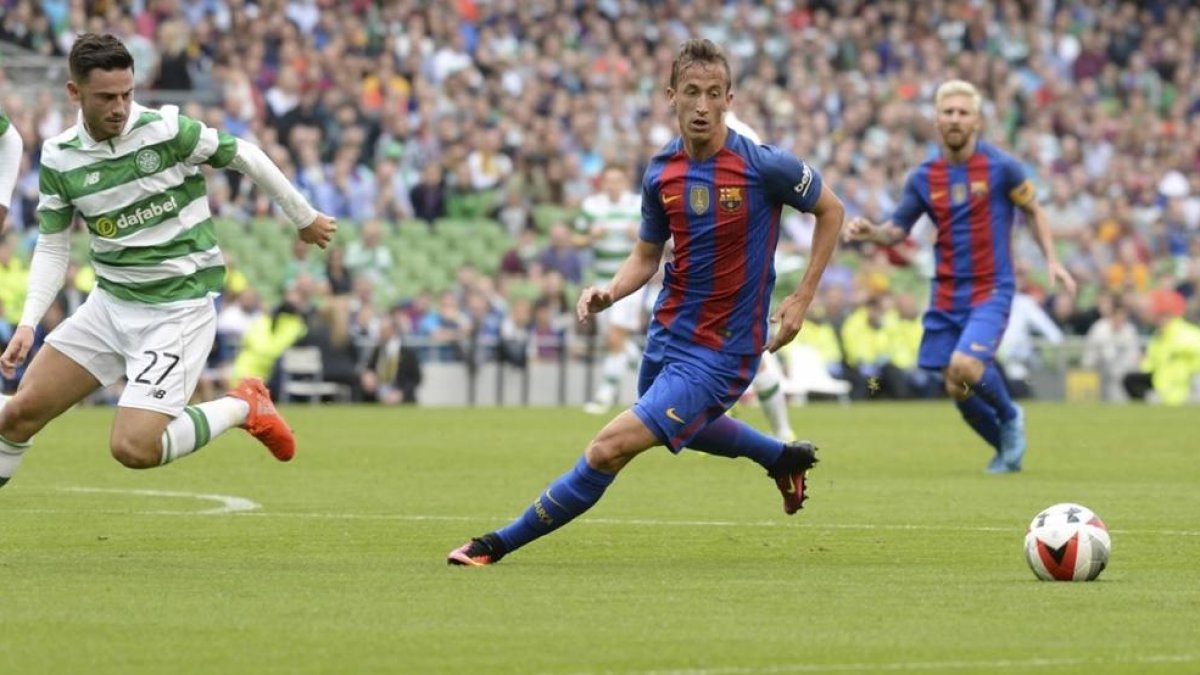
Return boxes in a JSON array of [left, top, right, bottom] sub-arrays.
[[891, 141, 1036, 312], [640, 129, 823, 355]]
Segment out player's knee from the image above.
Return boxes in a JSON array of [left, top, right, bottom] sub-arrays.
[[946, 358, 983, 387], [109, 436, 160, 469], [585, 429, 640, 474], [944, 377, 969, 400]]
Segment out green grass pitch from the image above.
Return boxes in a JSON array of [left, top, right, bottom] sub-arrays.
[[2, 402, 1198, 674]]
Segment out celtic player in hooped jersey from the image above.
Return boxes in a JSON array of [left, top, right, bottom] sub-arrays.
[[579, 164, 649, 414], [0, 34, 337, 489], [0, 110, 22, 231]]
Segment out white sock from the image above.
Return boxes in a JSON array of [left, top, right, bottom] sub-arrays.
[[593, 352, 627, 405], [754, 355, 794, 440], [159, 397, 250, 465], [623, 338, 642, 369], [0, 395, 31, 484]]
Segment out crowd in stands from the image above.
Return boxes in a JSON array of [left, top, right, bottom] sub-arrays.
[[2, 0, 1200, 404]]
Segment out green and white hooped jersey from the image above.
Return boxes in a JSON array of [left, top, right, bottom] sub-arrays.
[[577, 191, 641, 284], [37, 103, 237, 304], [0, 113, 10, 135]]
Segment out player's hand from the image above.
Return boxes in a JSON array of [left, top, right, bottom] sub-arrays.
[[299, 213, 337, 249], [767, 293, 809, 353], [576, 286, 614, 322], [1048, 260, 1077, 297], [0, 326, 35, 379], [843, 216, 875, 243]]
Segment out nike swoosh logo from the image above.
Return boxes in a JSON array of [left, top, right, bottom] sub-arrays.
[[665, 407, 685, 424], [930, 190, 946, 200], [969, 342, 989, 352], [662, 194, 681, 204]]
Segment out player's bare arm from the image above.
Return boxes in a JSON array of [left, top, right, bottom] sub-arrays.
[[576, 239, 665, 321], [843, 215, 907, 246], [769, 183, 844, 353], [1019, 200, 1077, 297]]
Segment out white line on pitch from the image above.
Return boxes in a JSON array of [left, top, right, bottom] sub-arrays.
[[579, 652, 1200, 675], [7, 503, 1199, 537], [58, 487, 260, 514]]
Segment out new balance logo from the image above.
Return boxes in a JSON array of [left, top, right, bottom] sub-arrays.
[[147, 388, 167, 399], [84, 171, 101, 186]]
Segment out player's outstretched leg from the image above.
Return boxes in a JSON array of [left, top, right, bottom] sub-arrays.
[[448, 454, 617, 566], [228, 377, 296, 461], [954, 394, 1004, 472], [686, 415, 818, 514], [972, 365, 1023, 471]]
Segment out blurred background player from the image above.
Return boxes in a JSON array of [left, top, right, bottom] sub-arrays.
[[724, 109, 795, 442], [0, 34, 336, 489], [0, 108, 21, 232], [448, 39, 844, 566], [843, 80, 1076, 473], [578, 164, 647, 415]]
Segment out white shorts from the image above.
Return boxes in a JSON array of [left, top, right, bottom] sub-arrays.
[[604, 284, 660, 333], [46, 289, 217, 416]]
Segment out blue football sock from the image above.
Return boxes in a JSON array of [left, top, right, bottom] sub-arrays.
[[972, 365, 1018, 422], [685, 414, 785, 471], [955, 394, 1001, 451], [495, 455, 615, 552]]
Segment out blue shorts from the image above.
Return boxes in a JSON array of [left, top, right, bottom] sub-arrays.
[[918, 297, 1011, 370], [631, 333, 758, 453]]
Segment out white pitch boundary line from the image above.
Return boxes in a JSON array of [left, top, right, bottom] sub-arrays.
[[591, 652, 1200, 675], [58, 486, 260, 515], [7, 496, 1200, 537]]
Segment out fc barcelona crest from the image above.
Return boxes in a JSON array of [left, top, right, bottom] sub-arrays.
[[970, 180, 989, 197], [718, 186, 743, 211], [951, 183, 967, 205], [689, 185, 710, 215]]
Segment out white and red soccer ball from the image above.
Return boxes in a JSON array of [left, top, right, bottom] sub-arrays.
[[1024, 503, 1111, 581]]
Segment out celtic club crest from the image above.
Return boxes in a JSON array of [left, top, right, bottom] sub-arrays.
[[135, 148, 162, 174]]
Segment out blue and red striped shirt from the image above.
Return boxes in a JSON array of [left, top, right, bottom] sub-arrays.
[[640, 129, 823, 355], [892, 141, 1036, 312]]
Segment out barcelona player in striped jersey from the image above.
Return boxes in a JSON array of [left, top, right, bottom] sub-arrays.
[[844, 80, 1076, 473], [449, 39, 845, 566]]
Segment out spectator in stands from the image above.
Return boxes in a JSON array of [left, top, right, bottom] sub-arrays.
[[361, 312, 422, 405], [1082, 294, 1142, 402], [345, 219, 395, 286], [1123, 289, 1200, 405], [418, 291, 469, 362], [4, 0, 1200, 406], [537, 223, 585, 285], [324, 245, 354, 296], [410, 163, 446, 223]]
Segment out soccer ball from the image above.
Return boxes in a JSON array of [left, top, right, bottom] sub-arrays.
[[1023, 503, 1111, 581]]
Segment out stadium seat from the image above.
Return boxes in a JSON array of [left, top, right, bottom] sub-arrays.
[[278, 346, 352, 403]]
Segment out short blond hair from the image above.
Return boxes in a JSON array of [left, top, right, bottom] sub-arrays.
[[935, 80, 983, 114]]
